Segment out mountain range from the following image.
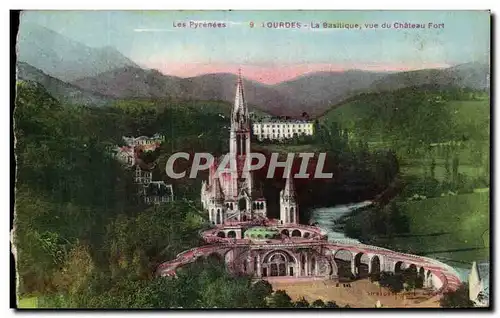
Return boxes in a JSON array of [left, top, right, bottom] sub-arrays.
[[16, 24, 490, 117], [17, 24, 139, 82]]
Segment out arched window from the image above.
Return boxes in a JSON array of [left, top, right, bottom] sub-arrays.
[[262, 251, 295, 277], [238, 198, 246, 211], [216, 209, 221, 224]]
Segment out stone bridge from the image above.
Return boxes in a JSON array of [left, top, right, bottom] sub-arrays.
[[156, 238, 462, 295]]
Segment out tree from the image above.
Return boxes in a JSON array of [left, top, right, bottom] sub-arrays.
[[248, 280, 273, 308], [294, 297, 310, 308], [440, 283, 475, 308], [312, 299, 326, 308], [325, 301, 339, 308], [379, 272, 404, 293], [269, 290, 293, 308]]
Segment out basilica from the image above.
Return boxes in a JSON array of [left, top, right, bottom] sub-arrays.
[[156, 72, 462, 293], [200, 70, 298, 226]]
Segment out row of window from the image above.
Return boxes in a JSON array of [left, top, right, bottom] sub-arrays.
[[256, 128, 312, 133], [255, 132, 311, 139], [144, 196, 172, 204]]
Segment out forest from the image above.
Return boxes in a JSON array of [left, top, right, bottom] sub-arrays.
[[14, 81, 361, 308]]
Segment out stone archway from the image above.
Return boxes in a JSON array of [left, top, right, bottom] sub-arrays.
[[394, 261, 404, 274], [281, 229, 290, 237], [404, 264, 418, 287], [370, 255, 381, 274], [426, 270, 433, 288], [354, 252, 370, 278], [333, 249, 354, 281], [217, 231, 226, 238], [418, 267, 426, 288], [227, 230, 236, 238], [291, 229, 301, 237], [262, 250, 296, 277]]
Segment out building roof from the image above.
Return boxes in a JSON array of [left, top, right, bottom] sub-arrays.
[[253, 119, 312, 124], [245, 227, 279, 238]]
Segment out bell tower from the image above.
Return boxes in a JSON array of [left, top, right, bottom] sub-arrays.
[[280, 170, 298, 224], [229, 69, 252, 199]]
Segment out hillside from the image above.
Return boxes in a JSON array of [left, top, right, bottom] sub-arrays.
[[16, 23, 138, 82], [72, 71, 289, 114], [16, 62, 112, 106], [275, 70, 388, 115], [320, 86, 489, 144], [368, 63, 489, 92], [71, 66, 184, 99], [373, 192, 490, 266]]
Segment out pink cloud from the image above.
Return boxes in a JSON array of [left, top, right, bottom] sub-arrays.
[[147, 62, 451, 84]]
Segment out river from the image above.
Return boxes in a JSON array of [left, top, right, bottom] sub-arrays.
[[309, 200, 373, 243], [309, 202, 481, 285]]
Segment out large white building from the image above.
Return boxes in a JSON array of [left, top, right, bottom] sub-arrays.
[[252, 121, 314, 141]]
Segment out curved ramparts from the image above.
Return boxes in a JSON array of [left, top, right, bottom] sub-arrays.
[[156, 238, 462, 294]]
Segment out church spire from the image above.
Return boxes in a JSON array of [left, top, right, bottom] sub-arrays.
[[283, 168, 296, 199], [232, 68, 248, 120]]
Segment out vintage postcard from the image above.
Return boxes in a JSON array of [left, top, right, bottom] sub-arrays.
[[12, 10, 490, 309]]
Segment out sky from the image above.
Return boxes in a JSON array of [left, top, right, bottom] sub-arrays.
[[20, 10, 490, 84]]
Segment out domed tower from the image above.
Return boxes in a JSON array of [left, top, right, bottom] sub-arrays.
[[280, 170, 298, 224]]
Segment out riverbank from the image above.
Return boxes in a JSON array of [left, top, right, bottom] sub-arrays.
[[310, 191, 489, 270]]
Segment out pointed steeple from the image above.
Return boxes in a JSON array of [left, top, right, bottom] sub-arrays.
[[232, 68, 248, 120], [283, 168, 296, 199], [212, 176, 225, 202], [470, 261, 482, 282]]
